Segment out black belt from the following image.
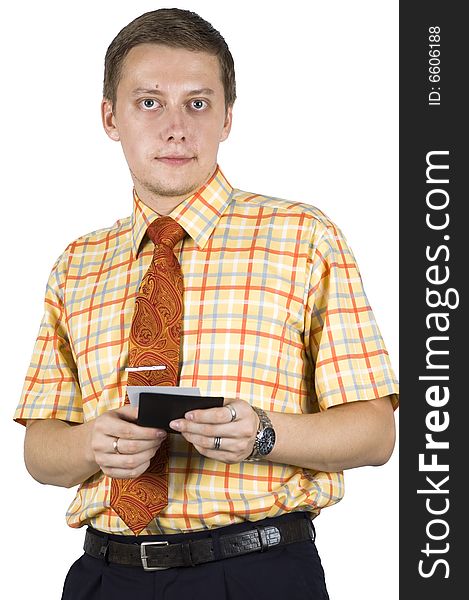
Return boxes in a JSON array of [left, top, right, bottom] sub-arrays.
[[84, 514, 315, 571]]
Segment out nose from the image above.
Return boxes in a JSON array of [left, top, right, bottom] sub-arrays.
[[160, 107, 188, 143]]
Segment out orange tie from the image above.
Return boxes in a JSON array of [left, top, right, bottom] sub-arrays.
[[110, 216, 186, 534]]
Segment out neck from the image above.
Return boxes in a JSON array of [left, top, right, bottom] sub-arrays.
[[133, 186, 187, 216], [132, 166, 217, 215]]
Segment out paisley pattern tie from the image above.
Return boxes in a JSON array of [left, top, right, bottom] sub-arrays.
[[110, 216, 186, 534]]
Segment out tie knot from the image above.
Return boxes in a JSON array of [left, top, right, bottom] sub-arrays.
[[147, 216, 186, 249]]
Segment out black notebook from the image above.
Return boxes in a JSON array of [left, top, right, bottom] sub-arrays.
[[137, 392, 224, 431]]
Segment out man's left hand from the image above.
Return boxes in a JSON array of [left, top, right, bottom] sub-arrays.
[[169, 399, 258, 463]]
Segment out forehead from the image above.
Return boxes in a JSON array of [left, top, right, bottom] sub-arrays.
[[119, 43, 223, 92]]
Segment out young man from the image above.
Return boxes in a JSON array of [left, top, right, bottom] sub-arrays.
[[15, 8, 399, 599]]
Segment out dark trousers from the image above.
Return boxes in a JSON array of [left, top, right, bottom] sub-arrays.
[[62, 514, 330, 600]]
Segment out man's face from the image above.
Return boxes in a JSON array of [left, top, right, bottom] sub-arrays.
[[102, 44, 232, 209]]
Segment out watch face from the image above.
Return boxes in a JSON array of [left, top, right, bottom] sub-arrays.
[[258, 427, 276, 455]]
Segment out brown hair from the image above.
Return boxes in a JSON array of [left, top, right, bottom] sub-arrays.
[[103, 8, 236, 109]]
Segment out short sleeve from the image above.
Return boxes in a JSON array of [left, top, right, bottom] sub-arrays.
[[14, 250, 83, 426], [305, 223, 399, 411]]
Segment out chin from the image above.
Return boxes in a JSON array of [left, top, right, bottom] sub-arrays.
[[145, 179, 200, 199]]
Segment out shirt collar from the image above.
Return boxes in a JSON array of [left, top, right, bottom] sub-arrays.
[[131, 165, 233, 258]]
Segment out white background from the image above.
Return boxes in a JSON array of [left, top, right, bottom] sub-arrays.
[[0, 1, 399, 598]]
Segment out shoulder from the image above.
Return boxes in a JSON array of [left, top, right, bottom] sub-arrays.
[[66, 215, 132, 254], [49, 215, 132, 276], [230, 187, 342, 239]]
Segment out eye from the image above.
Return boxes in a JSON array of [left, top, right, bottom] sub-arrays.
[[140, 98, 160, 110], [190, 99, 208, 111]]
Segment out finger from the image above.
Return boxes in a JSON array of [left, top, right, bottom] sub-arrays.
[[183, 405, 236, 425], [189, 441, 245, 465], [93, 430, 165, 458], [181, 432, 241, 452], [99, 446, 157, 472], [170, 419, 236, 437], [114, 404, 139, 422], [104, 415, 165, 441], [102, 460, 151, 479], [169, 406, 231, 429], [110, 435, 166, 456]]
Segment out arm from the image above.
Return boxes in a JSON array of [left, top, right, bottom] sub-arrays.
[[169, 394, 396, 471], [19, 251, 168, 489], [268, 395, 396, 470], [24, 406, 167, 488], [25, 418, 97, 488]]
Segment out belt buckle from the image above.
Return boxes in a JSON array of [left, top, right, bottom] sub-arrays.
[[140, 541, 170, 571]]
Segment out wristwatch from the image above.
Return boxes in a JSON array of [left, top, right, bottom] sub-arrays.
[[245, 406, 276, 461]]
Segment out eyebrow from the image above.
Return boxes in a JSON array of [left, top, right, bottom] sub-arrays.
[[131, 87, 215, 97]]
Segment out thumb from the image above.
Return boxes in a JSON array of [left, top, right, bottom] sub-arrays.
[[115, 404, 139, 422]]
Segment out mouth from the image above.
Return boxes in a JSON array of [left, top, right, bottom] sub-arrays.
[[156, 156, 195, 166]]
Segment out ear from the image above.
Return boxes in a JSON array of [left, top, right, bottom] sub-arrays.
[[101, 98, 120, 141], [220, 105, 233, 142]]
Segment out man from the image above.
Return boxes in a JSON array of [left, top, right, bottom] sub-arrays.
[[15, 8, 399, 599]]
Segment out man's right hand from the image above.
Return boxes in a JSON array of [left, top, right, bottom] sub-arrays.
[[89, 405, 167, 479], [24, 406, 167, 488]]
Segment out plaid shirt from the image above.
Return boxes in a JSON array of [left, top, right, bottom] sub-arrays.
[[15, 166, 399, 534]]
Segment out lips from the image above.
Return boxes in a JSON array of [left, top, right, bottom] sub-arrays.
[[156, 156, 194, 166]]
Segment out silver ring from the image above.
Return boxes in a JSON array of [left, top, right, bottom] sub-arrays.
[[226, 404, 237, 422], [213, 436, 222, 450], [113, 438, 121, 454]]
